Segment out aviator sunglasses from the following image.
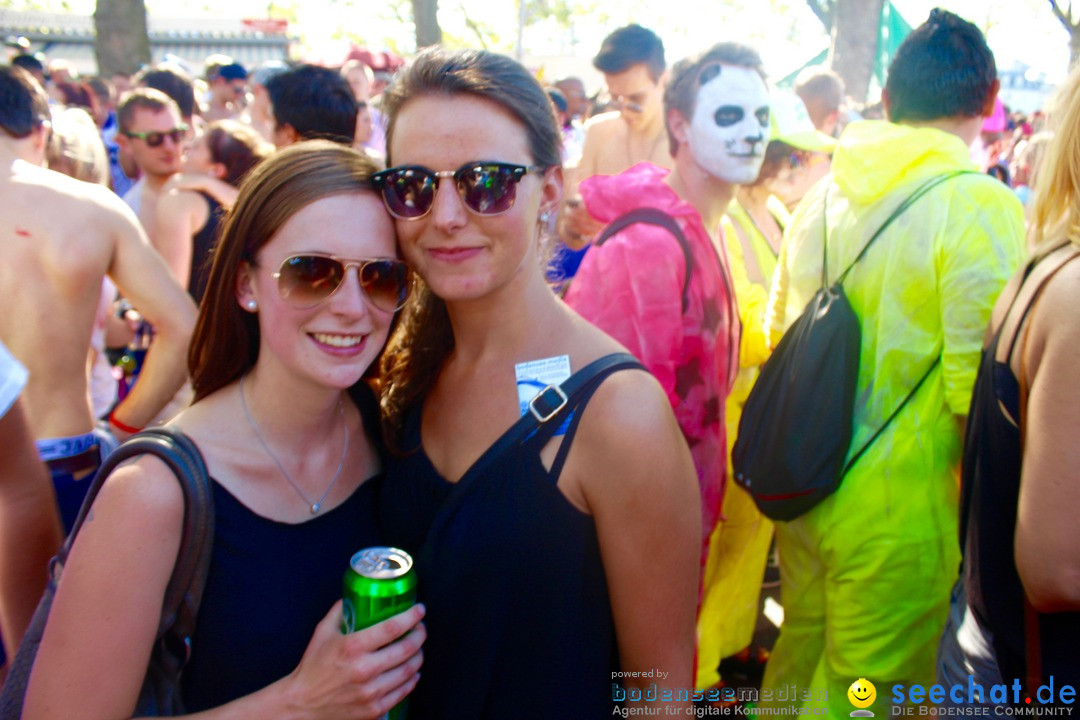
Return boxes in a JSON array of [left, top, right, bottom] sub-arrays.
[[121, 124, 189, 148], [272, 254, 411, 312], [371, 161, 543, 220]]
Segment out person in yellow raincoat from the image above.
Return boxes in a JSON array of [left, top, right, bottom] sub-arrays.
[[761, 11, 1024, 716], [696, 91, 836, 691]]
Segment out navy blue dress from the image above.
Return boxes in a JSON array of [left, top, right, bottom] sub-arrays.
[[378, 361, 642, 719]]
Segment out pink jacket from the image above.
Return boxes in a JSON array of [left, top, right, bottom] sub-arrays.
[[564, 163, 739, 548]]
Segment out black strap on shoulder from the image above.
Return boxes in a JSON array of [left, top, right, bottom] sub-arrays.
[[58, 426, 214, 647], [818, 170, 975, 478], [595, 207, 694, 313], [424, 353, 644, 539], [1003, 248, 1080, 364], [822, 170, 976, 288], [473, 352, 641, 478]]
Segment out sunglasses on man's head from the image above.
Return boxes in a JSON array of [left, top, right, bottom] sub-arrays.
[[271, 254, 411, 312], [371, 161, 543, 220], [121, 125, 188, 147]]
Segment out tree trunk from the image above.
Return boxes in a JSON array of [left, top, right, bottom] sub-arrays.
[[828, 0, 884, 103], [412, 0, 443, 48], [93, 0, 151, 77]]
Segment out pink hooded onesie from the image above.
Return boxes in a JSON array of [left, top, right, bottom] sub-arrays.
[[564, 162, 739, 557]]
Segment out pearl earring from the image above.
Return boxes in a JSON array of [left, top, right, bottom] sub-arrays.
[[539, 211, 551, 224], [246, 299, 258, 311]]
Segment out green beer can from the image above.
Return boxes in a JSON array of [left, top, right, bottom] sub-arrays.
[[342, 547, 417, 720], [342, 546, 417, 632]]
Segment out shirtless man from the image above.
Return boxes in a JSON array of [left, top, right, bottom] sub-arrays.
[[0, 66, 196, 532], [117, 88, 186, 235], [561, 24, 674, 249]]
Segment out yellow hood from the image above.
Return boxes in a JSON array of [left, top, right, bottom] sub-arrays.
[[832, 120, 977, 205]]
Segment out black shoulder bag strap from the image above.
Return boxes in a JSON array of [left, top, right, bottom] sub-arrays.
[[821, 170, 975, 476], [66, 428, 214, 648], [594, 207, 695, 313], [423, 352, 644, 543], [0, 426, 214, 719], [592, 206, 739, 387]]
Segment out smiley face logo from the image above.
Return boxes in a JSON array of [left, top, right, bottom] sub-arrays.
[[848, 678, 876, 709]]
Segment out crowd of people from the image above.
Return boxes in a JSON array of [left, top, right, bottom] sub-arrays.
[[0, 5, 1077, 718]]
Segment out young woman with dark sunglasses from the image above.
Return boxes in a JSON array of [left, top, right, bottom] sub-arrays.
[[23, 141, 425, 720], [375, 48, 699, 717]]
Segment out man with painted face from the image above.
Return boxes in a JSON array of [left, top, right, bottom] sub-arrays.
[[564, 42, 768, 596], [559, 24, 673, 252], [762, 10, 1024, 716]]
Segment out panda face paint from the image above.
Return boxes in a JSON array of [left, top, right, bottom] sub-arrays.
[[688, 64, 770, 184]]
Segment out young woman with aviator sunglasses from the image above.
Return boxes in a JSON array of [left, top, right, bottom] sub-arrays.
[[23, 141, 425, 720], [375, 48, 700, 717]]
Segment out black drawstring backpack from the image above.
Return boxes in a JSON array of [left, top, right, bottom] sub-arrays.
[[732, 172, 969, 521]]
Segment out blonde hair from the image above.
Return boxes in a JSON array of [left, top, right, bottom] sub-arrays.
[[46, 107, 109, 186], [1029, 66, 1080, 251]]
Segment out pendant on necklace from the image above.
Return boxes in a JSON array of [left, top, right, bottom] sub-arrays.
[[311, 503, 321, 514]]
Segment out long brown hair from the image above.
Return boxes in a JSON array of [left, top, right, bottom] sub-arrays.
[[189, 140, 380, 402], [377, 47, 563, 450]]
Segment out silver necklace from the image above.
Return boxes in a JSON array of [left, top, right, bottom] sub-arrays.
[[239, 375, 349, 514]]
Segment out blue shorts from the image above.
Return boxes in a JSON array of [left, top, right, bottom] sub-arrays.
[[37, 428, 117, 534]]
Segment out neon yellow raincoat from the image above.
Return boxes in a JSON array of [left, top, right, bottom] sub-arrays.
[[696, 197, 791, 689], [761, 121, 1024, 717], [725, 195, 792, 287]]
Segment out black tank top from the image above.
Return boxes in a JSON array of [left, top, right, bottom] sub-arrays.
[[188, 191, 223, 305], [379, 358, 644, 719], [960, 249, 1080, 684]]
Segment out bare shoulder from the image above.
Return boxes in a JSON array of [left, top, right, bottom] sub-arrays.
[[16, 162, 112, 206], [562, 309, 673, 438], [583, 110, 626, 132], [582, 110, 623, 134], [573, 364, 690, 483], [91, 452, 186, 531], [15, 162, 140, 232], [160, 186, 205, 212], [1030, 251, 1080, 348], [579, 364, 671, 433]]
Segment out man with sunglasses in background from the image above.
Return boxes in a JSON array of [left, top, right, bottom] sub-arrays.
[[117, 87, 187, 235], [558, 24, 673, 254], [0, 65, 196, 534]]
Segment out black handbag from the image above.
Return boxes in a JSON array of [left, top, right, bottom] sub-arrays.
[[0, 426, 215, 718]]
